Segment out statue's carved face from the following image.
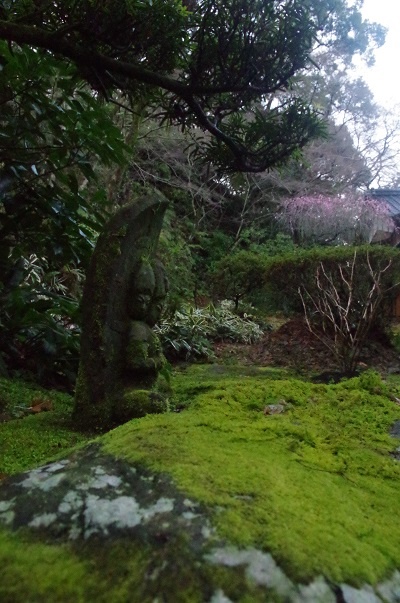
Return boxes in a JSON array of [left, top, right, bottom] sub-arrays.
[[147, 262, 169, 327], [127, 263, 155, 321]]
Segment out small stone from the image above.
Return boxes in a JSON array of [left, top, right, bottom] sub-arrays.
[[263, 404, 286, 415]]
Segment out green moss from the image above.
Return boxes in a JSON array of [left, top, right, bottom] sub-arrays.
[[0, 528, 269, 603], [0, 378, 89, 475], [103, 368, 400, 586], [2, 366, 400, 592], [116, 388, 169, 422], [0, 529, 109, 603]]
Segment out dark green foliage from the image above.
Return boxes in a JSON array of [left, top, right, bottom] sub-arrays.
[[157, 209, 196, 310], [246, 232, 296, 256], [0, 42, 126, 266], [211, 251, 270, 310], [0, 1, 384, 173], [0, 270, 81, 388], [0, 42, 127, 386]]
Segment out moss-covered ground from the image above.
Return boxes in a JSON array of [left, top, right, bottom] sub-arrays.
[[1, 365, 400, 596], [0, 378, 88, 475], [103, 365, 400, 585]]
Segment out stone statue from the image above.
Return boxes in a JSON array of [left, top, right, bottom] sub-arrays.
[[124, 259, 169, 381], [115, 259, 170, 424], [73, 192, 169, 431]]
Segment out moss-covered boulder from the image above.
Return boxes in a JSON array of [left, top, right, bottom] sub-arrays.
[[1, 368, 400, 602]]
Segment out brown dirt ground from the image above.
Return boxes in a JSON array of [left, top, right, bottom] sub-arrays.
[[213, 315, 400, 376]]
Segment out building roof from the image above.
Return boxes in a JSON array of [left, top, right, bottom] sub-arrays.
[[368, 189, 400, 217]]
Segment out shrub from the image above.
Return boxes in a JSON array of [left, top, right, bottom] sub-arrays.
[[0, 256, 83, 389], [265, 245, 400, 312], [155, 301, 265, 361], [265, 246, 400, 371], [211, 251, 269, 310]]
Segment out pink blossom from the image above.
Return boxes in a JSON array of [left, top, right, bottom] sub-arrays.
[[278, 194, 394, 244]]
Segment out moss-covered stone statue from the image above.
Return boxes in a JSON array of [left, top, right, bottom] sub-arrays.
[[73, 192, 169, 431]]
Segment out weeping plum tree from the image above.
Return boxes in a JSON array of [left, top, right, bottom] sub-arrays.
[[278, 194, 394, 246]]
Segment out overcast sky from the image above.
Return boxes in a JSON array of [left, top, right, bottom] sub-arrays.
[[357, 0, 400, 108]]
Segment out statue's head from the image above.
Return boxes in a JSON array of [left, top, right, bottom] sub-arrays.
[[127, 261, 156, 321], [147, 260, 169, 327]]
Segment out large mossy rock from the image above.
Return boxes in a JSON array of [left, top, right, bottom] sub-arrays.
[[74, 192, 169, 432], [1, 368, 400, 602], [0, 441, 399, 603]]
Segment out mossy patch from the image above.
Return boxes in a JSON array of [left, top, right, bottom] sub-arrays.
[[0, 525, 269, 602], [116, 388, 169, 422], [0, 528, 209, 603], [0, 528, 111, 603], [2, 366, 400, 594], [0, 378, 89, 475], [103, 367, 400, 586]]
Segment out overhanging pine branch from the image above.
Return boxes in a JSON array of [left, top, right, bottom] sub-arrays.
[[0, 20, 321, 173], [0, 20, 275, 171]]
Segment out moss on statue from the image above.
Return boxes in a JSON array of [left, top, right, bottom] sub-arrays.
[[73, 194, 169, 431], [114, 388, 169, 423]]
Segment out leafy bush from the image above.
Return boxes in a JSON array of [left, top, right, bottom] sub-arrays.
[[0, 256, 83, 389], [0, 42, 126, 386], [157, 208, 196, 311], [155, 301, 265, 361], [211, 251, 269, 310]]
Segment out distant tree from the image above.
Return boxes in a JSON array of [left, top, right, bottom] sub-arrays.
[[278, 194, 394, 246], [211, 251, 269, 310]]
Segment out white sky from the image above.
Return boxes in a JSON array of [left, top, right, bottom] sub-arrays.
[[357, 0, 400, 108]]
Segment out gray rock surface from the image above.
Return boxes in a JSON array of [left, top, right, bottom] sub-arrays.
[[391, 420, 400, 438], [0, 445, 215, 547]]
